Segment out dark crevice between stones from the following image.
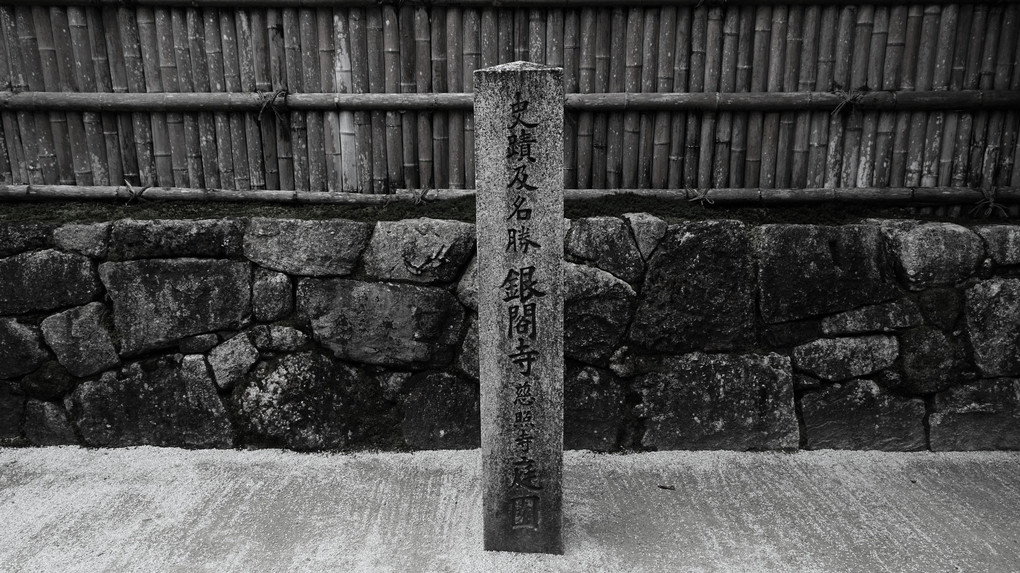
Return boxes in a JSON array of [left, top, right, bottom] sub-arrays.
[[923, 394, 936, 452], [620, 382, 649, 452], [795, 388, 813, 450]]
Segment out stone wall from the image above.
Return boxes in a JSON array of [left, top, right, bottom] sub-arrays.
[[1, 216, 1018, 452]]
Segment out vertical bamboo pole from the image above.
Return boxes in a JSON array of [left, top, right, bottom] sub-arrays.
[[807, 6, 837, 188], [335, 9, 357, 191], [971, 5, 1005, 189], [367, 7, 387, 193], [839, 5, 871, 189], [206, 9, 235, 189], [413, 7, 431, 188], [603, 7, 625, 188], [0, 8, 26, 184], [528, 8, 545, 63], [464, 8, 480, 188], [889, 5, 922, 187], [699, 6, 722, 189], [46, 8, 85, 185], [939, 5, 971, 187], [591, 8, 611, 189], [683, 6, 706, 189], [397, 6, 418, 189], [498, 8, 513, 64], [267, 9, 292, 189], [824, 5, 855, 189], [651, 6, 675, 189], [283, 8, 307, 190], [187, 9, 218, 188], [87, 6, 121, 187], [8, 8, 44, 185], [875, 5, 906, 187], [514, 8, 528, 62], [35, 7, 75, 185], [921, 5, 956, 189], [634, 8, 657, 189], [173, 8, 203, 188], [155, 7, 188, 187], [775, 5, 801, 189], [744, 5, 770, 188], [222, 10, 252, 190], [237, 10, 265, 190], [759, 5, 786, 189], [431, 6, 448, 190], [68, 6, 107, 186], [667, 6, 690, 188], [252, 8, 279, 190], [903, 6, 938, 189], [711, 7, 737, 189], [103, 7, 140, 185], [792, 6, 819, 188], [136, 7, 172, 186], [729, 5, 753, 187], [996, 6, 1019, 192], [299, 8, 324, 191], [575, 8, 595, 188], [316, 8, 335, 192], [380, 5, 403, 191], [621, 8, 643, 188], [562, 8, 578, 188], [857, 6, 887, 188], [951, 5, 986, 187], [446, 6, 463, 189]]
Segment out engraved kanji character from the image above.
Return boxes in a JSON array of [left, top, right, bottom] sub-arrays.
[[506, 196, 532, 221], [515, 425, 535, 451], [510, 495, 540, 530], [506, 129, 537, 162], [507, 164, 538, 191], [514, 379, 535, 405], [508, 92, 539, 130], [514, 410, 534, 425], [501, 266, 546, 303], [506, 227, 541, 253], [508, 303, 537, 339], [511, 456, 542, 491], [509, 338, 540, 377]]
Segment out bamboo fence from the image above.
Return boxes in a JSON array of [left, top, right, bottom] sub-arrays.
[[0, 2, 1017, 203]]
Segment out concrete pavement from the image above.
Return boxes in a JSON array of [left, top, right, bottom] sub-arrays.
[[1, 447, 1018, 572]]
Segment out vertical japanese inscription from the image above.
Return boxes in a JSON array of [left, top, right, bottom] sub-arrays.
[[476, 62, 564, 555]]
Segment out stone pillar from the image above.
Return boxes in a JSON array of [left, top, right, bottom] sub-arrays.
[[474, 62, 564, 555]]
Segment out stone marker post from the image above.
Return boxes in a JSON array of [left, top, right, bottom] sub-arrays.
[[474, 62, 564, 555]]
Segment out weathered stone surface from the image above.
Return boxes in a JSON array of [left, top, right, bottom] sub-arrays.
[[249, 325, 309, 352], [0, 319, 48, 379], [792, 335, 899, 381], [298, 279, 465, 368], [0, 250, 101, 314], [17, 362, 75, 400], [821, 299, 922, 335], [801, 379, 927, 451], [930, 379, 1020, 450], [252, 268, 293, 322], [0, 383, 24, 445], [966, 279, 1020, 377], [636, 353, 798, 450], [67, 354, 234, 448], [900, 326, 967, 394], [976, 225, 1020, 266], [235, 351, 394, 450], [401, 372, 480, 449], [24, 400, 78, 446], [565, 217, 644, 284], [794, 373, 822, 390], [565, 262, 636, 365], [762, 319, 825, 349], [630, 221, 756, 353], [916, 288, 962, 331], [40, 302, 119, 377], [884, 222, 983, 290], [455, 256, 478, 311], [179, 334, 220, 354], [457, 314, 479, 379], [623, 212, 668, 261], [363, 218, 476, 283], [107, 218, 243, 260], [565, 364, 625, 451], [756, 224, 899, 323], [377, 371, 410, 402], [100, 259, 251, 355], [52, 222, 110, 258], [243, 218, 371, 276], [209, 334, 259, 391], [0, 222, 53, 257]]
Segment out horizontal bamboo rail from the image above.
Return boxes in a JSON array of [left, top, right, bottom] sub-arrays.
[[2, 0, 1014, 7], [2, 184, 1016, 206], [2, 90, 1017, 113]]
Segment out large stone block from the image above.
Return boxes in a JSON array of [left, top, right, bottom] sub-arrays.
[[0, 250, 101, 314], [792, 335, 899, 382], [884, 222, 983, 290], [401, 372, 480, 449], [820, 299, 922, 336], [298, 278, 465, 368], [0, 222, 53, 257], [40, 302, 119, 377], [0, 318, 48, 379], [630, 221, 755, 353], [362, 218, 476, 283], [243, 218, 371, 276], [252, 268, 293, 322], [235, 352, 395, 450], [756, 224, 899, 323], [52, 222, 109, 258], [457, 314, 479, 379], [455, 256, 478, 311], [930, 379, 1020, 450], [248, 325, 309, 353], [899, 326, 967, 395], [24, 400, 79, 446], [801, 380, 926, 451], [16, 361, 75, 400], [67, 354, 234, 448], [966, 279, 1020, 377], [635, 353, 798, 451], [208, 333, 259, 391], [565, 217, 644, 285], [975, 225, 1020, 266], [107, 219, 244, 260], [565, 364, 625, 451], [622, 212, 668, 262], [99, 259, 251, 356], [564, 262, 636, 366]]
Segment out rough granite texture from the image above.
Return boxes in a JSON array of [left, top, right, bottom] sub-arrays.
[[565, 216, 644, 285], [1, 216, 1018, 453]]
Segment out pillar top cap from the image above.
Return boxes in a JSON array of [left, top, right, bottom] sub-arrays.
[[475, 61, 563, 74]]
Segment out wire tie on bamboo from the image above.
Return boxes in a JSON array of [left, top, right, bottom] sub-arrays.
[[686, 188, 715, 205], [123, 181, 151, 205], [257, 88, 289, 130], [969, 187, 1010, 219], [831, 84, 869, 117]]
